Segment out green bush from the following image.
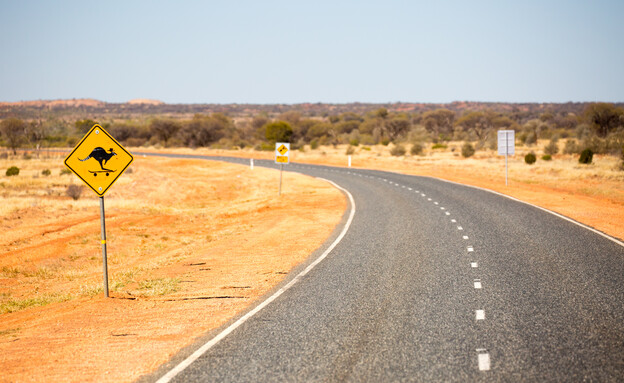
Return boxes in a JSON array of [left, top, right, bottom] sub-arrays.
[[390, 144, 406, 156], [432, 143, 448, 150], [579, 149, 593, 164], [60, 168, 72, 175], [380, 138, 390, 146], [541, 154, 552, 161], [361, 146, 371, 151], [349, 138, 359, 146], [6, 166, 19, 176], [310, 139, 319, 150], [461, 142, 475, 158], [524, 152, 537, 165], [42, 169, 51, 176], [410, 143, 423, 155], [345, 146, 355, 155]]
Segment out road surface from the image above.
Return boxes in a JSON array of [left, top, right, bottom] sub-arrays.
[[141, 154, 624, 382]]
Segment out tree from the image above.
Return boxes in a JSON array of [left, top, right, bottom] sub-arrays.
[[584, 103, 623, 137], [178, 114, 227, 147], [27, 120, 48, 151], [74, 119, 98, 134], [265, 121, 293, 143], [150, 119, 181, 146], [383, 117, 411, 141], [0, 117, 27, 154], [455, 111, 495, 143], [422, 109, 455, 138]]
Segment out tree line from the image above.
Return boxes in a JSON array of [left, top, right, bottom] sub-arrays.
[[1, 103, 623, 157]]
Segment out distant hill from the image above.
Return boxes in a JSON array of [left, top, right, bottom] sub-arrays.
[[1, 98, 622, 120]]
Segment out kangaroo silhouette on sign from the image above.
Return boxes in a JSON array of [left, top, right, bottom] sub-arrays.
[[80, 147, 117, 171]]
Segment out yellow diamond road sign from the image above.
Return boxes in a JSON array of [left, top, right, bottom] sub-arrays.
[[64, 124, 134, 197], [275, 142, 290, 164]]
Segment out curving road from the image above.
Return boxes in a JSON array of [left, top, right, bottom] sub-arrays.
[[141, 154, 624, 382]]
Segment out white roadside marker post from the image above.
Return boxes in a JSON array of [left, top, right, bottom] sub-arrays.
[[250, 158, 254, 170], [498, 129, 515, 186]]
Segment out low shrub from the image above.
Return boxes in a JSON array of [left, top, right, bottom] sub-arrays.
[[310, 139, 319, 150], [390, 144, 406, 156], [544, 140, 559, 155], [66, 184, 83, 200], [524, 152, 537, 165], [345, 146, 355, 155], [60, 168, 72, 175], [432, 143, 448, 150], [579, 149, 593, 164], [42, 169, 51, 176], [563, 139, 579, 154], [410, 143, 423, 155], [541, 154, 552, 161], [349, 138, 359, 146], [461, 143, 475, 158], [6, 166, 19, 176], [380, 138, 390, 146]]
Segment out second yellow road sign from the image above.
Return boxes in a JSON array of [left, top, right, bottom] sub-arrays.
[[275, 142, 290, 164]]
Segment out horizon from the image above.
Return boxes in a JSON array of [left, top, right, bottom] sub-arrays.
[[2, 98, 621, 106], [1, 1, 622, 104]]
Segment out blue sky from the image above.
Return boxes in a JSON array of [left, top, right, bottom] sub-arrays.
[[1, 0, 622, 104]]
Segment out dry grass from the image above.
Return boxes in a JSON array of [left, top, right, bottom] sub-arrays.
[[0, 152, 346, 382]]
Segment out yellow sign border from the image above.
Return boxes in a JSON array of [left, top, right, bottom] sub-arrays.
[[64, 124, 134, 197]]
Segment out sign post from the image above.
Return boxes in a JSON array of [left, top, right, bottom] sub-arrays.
[[275, 142, 290, 196], [64, 124, 134, 297], [497, 130, 515, 186]]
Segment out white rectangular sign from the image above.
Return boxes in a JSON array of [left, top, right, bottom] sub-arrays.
[[275, 142, 290, 164], [498, 130, 515, 155]]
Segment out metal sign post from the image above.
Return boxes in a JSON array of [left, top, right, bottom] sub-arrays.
[[99, 196, 109, 297], [64, 124, 134, 298], [497, 130, 515, 186], [279, 164, 283, 196]]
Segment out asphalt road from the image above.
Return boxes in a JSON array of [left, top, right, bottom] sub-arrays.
[[141, 153, 624, 382]]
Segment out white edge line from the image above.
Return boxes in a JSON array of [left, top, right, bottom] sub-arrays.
[[156, 178, 356, 383], [430, 176, 624, 249]]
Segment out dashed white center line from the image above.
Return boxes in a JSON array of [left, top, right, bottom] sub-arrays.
[[458, 226, 464, 230], [463, 236, 469, 240], [421, 193, 426, 197], [471, 262, 478, 268], [445, 212, 450, 216], [440, 207, 445, 210], [451, 219, 457, 223], [408, 187, 412, 191], [434, 202, 439, 205], [428, 198, 432, 201], [476, 310, 485, 320], [467, 246, 474, 252], [474, 279, 482, 289], [477, 349, 491, 371]]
